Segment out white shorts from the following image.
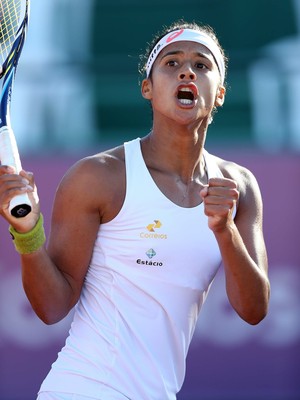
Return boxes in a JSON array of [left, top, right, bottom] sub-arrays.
[[37, 393, 99, 400]]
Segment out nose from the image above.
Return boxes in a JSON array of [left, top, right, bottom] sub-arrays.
[[179, 64, 196, 81]]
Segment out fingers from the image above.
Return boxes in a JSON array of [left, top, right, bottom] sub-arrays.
[[1, 165, 33, 184], [0, 168, 34, 191], [201, 177, 238, 196], [0, 166, 40, 231], [201, 178, 239, 232], [20, 169, 35, 187], [206, 178, 238, 202], [0, 165, 16, 175], [200, 184, 208, 199], [207, 177, 238, 190], [0, 166, 34, 214]]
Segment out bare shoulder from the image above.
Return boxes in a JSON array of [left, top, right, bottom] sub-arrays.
[[65, 144, 125, 182], [210, 153, 260, 193], [56, 144, 126, 222]]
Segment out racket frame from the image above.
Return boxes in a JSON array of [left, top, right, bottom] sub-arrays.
[[0, 0, 31, 218]]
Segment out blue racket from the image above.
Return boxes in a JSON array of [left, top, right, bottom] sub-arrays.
[[0, 0, 31, 218]]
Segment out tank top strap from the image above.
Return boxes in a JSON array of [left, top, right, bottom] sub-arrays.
[[203, 148, 224, 179]]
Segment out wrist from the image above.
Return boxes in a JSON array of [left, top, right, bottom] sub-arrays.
[[9, 213, 46, 254]]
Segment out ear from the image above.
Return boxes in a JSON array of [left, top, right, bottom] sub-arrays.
[[215, 85, 226, 107], [141, 78, 152, 100]]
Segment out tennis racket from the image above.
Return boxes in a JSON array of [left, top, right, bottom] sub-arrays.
[[0, 0, 31, 218]]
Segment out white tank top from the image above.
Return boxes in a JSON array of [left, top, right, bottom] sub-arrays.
[[40, 138, 224, 400]]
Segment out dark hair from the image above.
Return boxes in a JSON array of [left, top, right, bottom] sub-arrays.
[[139, 19, 228, 84]]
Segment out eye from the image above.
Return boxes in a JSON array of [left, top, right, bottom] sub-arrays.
[[195, 62, 208, 70], [166, 60, 178, 67]]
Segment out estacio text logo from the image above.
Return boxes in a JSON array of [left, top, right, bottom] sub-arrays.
[[136, 248, 164, 267], [140, 220, 167, 239]]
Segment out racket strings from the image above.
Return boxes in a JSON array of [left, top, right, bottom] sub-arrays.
[[0, 0, 22, 61]]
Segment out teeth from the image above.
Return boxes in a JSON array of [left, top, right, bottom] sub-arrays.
[[177, 87, 195, 103], [179, 99, 193, 105], [180, 88, 193, 92]]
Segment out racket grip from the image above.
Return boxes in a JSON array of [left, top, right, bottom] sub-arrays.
[[0, 126, 32, 218]]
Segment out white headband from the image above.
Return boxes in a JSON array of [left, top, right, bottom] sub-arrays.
[[146, 28, 225, 83]]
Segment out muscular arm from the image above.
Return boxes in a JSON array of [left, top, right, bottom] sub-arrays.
[[21, 159, 102, 324], [0, 147, 125, 325], [201, 163, 270, 325]]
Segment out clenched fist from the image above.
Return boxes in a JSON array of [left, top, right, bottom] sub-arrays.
[[200, 177, 239, 233], [0, 165, 40, 232]]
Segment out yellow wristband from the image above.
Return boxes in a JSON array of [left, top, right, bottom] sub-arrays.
[[9, 214, 46, 254]]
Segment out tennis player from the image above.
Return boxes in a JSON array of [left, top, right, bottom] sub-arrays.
[[0, 20, 270, 400]]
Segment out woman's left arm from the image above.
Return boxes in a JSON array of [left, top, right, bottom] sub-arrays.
[[201, 166, 270, 325]]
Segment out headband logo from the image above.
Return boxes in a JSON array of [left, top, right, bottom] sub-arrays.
[[146, 28, 225, 83], [166, 29, 184, 43]]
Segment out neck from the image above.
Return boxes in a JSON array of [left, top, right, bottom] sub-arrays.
[[141, 124, 207, 184]]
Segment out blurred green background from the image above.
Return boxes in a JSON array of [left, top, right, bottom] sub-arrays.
[[91, 0, 297, 147], [15, 0, 300, 154]]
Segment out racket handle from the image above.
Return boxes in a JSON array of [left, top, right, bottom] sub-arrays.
[[0, 126, 32, 218]]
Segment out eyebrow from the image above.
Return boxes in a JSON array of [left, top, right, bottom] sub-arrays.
[[160, 50, 212, 61]]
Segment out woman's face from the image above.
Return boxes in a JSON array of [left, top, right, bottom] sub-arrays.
[[142, 41, 225, 126]]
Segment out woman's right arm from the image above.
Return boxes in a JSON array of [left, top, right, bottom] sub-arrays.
[[0, 159, 102, 324]]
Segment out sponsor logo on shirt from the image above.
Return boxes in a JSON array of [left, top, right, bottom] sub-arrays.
[[140, 220, 167, 239], [136, 248, 164, 267]]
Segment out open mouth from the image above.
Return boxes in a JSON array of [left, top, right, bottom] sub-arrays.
[[176, 86, 197, 105]]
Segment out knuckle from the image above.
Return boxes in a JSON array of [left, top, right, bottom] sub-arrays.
[[232, 188, 239, 198]]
